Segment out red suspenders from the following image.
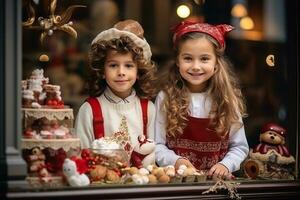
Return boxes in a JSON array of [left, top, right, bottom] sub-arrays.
[[140, 98, 148, 138], [86, 97, 104, 139], [86, 97, 148, 139]]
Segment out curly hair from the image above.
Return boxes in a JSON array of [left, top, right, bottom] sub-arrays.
[[161, 32, 247, 138], [87, 36, 157, 99]]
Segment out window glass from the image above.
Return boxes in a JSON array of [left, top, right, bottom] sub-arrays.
[[19, 0, 298, 190]]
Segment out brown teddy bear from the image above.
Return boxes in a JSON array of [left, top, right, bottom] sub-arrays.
[[27, 147, 46, 173], [26, 147, 52, 182], [244, 123, 295, 179], [253, 123, 291, 156]]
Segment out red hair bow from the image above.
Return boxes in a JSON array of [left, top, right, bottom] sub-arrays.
[[171, 20, 234, 48]]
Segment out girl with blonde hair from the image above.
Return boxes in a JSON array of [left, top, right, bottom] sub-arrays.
[[155, 20, 249, 179]]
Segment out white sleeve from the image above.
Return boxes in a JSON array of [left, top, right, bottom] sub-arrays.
[[74, 102, 95, 149], [147, 101, 156, 140], [154, 91, 181, 166], [219, 121, 249, 172]]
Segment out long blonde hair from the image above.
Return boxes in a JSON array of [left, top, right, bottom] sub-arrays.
[[161, 32, 246, 138]]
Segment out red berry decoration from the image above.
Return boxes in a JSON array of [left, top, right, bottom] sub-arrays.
[[52, 100, 58, 106], [47, 100, 53, 106]]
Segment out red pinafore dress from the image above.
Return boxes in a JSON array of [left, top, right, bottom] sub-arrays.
[[166, 116, 229, 170]]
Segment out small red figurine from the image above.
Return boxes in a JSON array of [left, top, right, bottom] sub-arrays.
[[244, 123, 295, 180]]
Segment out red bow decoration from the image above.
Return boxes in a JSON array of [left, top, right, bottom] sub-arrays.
[[138, 135, 148, 147], [171, 20, 234, 48], [70, 156, 89, 174]]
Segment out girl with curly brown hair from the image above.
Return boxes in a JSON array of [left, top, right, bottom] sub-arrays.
[[75, 20, 157, 155], [155, 20, 249, 179]]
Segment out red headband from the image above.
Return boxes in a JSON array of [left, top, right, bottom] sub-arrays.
[[171, 20, 234, 48]]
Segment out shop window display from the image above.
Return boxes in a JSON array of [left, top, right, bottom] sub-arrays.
[[2, 0, 299, 199]]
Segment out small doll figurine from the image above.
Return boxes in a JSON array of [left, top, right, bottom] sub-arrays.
[[63, 158, 90, 187], [253, 123, 292, 157], [28, 147, 46, 173], [27, 147, 51, 182], [130, 135, 155, 168], [244, 123, 295, 179]]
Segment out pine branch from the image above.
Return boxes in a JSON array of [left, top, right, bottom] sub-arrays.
[[202, 179, 241, 200]]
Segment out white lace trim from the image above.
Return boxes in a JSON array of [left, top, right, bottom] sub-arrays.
[[22, 108, 74, 120], [21, 138, 81, 151], [26, 176, 66, 187]]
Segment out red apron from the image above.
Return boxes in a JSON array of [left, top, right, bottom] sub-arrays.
[[167, 116, 229, 170]]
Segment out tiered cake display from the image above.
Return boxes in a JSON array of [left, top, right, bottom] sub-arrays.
[[21, 69, 81, 187]]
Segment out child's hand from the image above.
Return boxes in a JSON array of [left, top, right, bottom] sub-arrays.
[[208, 163, 231, 180], [175, 158, 196, 170]]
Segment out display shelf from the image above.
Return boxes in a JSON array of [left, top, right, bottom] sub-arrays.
[[6, 180, 300, 199]]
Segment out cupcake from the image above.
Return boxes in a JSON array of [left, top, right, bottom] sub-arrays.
[[23, 128, 38, 139], [53, 129, 67, 139], [40, 130, 54, 139]]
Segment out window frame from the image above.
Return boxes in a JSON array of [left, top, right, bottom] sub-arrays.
[[4, 0, 26, 179], [2, 0, 300, 199]]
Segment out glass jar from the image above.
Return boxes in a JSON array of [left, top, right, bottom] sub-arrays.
[[82, 148, 129, 183], [89, 148, 129, 168]]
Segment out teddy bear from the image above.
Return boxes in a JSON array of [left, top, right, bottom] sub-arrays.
[[27, 147, 46, 173], [26, 147, 52, 182], [130, 135, 155, 168], [244, 123, 295, 179], [63, 158, 90, 187]]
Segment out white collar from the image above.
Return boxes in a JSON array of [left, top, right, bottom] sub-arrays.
[[103, 87, 136, 104]]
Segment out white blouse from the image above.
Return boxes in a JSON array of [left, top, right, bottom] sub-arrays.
[[154, 91, 249, 172]]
